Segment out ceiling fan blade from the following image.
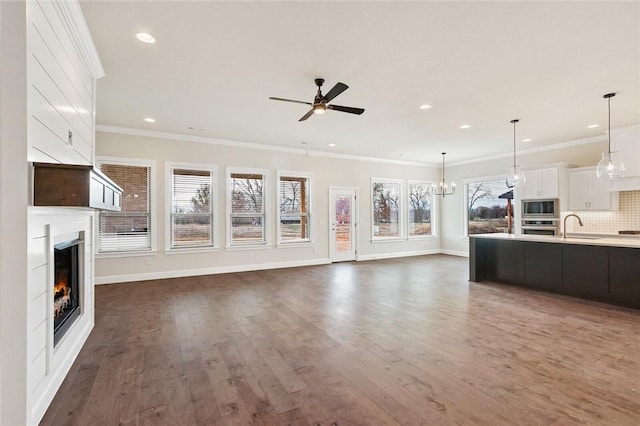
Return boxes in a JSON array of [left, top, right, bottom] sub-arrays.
[[327, 104, 365, 115], [322, 82, 348, 103], [298, 109, 315, 122], [269, 97, 312, 105]]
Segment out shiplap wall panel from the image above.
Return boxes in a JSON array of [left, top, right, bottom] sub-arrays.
[[29, 46, 92, 163], [33, 0, 92, 101], [27, 209, 95, 415], [29, 264, 48, 302], [28, 236, 47, 270], [29, 4, 92, 121], [29, 12, 93, 133], [29, 293, 47, 334], [29, 113, 70, 164], [29, 323, 47, 363], [24, 0, 103, 421], [29, 350, 48, 398], [27, 0, 94, 165]]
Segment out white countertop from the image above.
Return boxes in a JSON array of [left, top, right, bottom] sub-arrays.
[[471, 233, 640, 248]]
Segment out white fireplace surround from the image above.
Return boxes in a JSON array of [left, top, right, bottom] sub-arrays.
[[27, 207, 94, 424]]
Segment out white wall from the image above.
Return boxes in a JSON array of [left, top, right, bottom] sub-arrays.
[[95, 130, 441, 283], [0, 1, 30, 424], [440, 137, 608, 255]]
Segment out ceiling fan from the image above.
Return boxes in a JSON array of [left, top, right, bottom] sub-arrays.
[[269, 78, 365, 122]]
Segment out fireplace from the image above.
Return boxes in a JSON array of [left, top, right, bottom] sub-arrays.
[[53, 236, 82, 346]]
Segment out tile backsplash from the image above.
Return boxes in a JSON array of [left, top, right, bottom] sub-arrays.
[[568, 190, 640, 233]]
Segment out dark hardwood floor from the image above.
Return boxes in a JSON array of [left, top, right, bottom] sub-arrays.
[[41, 255, 640, 425]]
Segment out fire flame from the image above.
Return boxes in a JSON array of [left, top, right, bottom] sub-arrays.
[[54, 278, 71, 318], [54, 280, 70, 299]]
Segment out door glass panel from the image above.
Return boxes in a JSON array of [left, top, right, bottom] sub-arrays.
[[335, 195, 352, 253]]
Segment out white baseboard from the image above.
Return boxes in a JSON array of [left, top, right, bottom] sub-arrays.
[[439, 249, 469, 257], [357, 249, 441, 261], [96, 250, 469, 285], [95, 258, 332, 285]]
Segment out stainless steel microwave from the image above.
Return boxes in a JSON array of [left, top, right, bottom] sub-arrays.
[[522, 199, 559, 217]]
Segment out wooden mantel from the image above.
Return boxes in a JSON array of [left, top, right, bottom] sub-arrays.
[[33, 162, 122, 211]]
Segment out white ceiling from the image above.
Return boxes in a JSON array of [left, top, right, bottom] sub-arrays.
[[80, 1, 640, 165]]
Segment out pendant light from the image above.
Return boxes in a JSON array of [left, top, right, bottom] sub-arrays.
[[596, 93, 625, 180], [505, 119, 526, 188], [433, 152, 455, 197]]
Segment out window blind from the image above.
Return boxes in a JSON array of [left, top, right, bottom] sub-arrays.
[[171, 168, 213, 248], [279, 176, 310, 241], [230, 172, 265, 244], [98, 163, 152, 252]]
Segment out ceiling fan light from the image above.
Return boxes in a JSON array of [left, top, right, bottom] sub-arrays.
[[313, 104, 326, 114], [596, 151, 625, 180]]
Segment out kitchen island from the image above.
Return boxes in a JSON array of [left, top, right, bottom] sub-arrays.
[[469, 233, 640, 309]]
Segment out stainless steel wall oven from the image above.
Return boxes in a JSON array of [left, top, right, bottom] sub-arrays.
[[521, 199, 559, 235]]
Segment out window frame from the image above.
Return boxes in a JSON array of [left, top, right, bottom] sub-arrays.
[[463, 173, 511, 238], [407, 180, 435, 240], [371, 177, 404, 242], [226, 167, 270, 249], [165, 162, 218, 253], [276, 170, 313, 247], [95, 156, 157, 257]]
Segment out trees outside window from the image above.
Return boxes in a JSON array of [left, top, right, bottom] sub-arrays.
[[229, 170, 266, 246], [466, 180, 510, 235], [169, 165, 215, 249], [278, 174, 311, 244], [408, 182, 432, 237], [372, 179, 402, 239]]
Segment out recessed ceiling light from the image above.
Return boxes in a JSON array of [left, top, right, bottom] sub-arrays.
[[136, 32, 156, 44], [522, 138, 532, 142], [459, 124, 471, 129], [419, 104, 432, 110], [144, 117, 156, 123], [587, 124, 600, 129], [328, 143, 336, 147]]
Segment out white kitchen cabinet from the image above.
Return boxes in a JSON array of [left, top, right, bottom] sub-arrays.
[[610, 125, 640, 177], [520, 167, 559, 199], [568, 167, 619, 210], [27, 0, 104, 165]]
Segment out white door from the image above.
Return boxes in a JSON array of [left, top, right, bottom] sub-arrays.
[[329, 188, 357, 262]]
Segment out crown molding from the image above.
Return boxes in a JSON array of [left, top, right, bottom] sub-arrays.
[[54, 0, 105, 78], [97, 124, 637, 169], [449, 133, 608, 167], [95, 124, 436, 168]]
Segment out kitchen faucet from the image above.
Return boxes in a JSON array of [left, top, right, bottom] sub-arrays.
[[563, 213, 584, 240]]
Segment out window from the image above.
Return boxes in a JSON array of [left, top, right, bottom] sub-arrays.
[[228, 169, 267, 246], [97, 158, 155, 253], [278, 172, 312, 244], [408, 181, 433, 237], [167, 164, 216, 250], [465, 178, 512, 236], [372, 179, 402, 240]]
